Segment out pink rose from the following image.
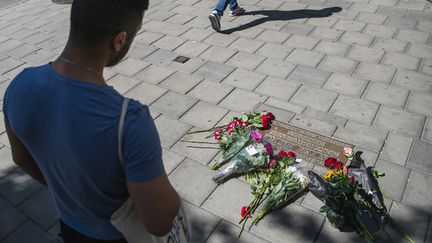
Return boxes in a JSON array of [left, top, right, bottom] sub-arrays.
[[344, 147, 353, 157]]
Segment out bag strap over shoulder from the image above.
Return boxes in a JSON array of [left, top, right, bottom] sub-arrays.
[[118, 98, 130, 168]]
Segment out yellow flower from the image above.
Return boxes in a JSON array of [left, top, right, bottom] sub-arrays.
[[336, 169, 343, 175], [323, 170, 335, 180]]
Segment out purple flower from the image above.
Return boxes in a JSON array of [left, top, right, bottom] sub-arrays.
[[250, 130, 263, 142]]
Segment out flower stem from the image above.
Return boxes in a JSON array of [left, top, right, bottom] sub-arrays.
[[180, 140, 218, 144], [186, 125, 226, 135]]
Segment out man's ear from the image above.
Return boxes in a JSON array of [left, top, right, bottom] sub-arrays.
[[112, 31, 128, 52]]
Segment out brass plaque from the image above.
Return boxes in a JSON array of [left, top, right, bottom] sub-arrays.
[[262, 121, 354, 167]]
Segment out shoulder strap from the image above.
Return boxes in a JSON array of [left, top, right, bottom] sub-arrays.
[[118, 98, 130, 168]]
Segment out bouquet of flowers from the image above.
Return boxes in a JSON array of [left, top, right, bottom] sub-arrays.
[[308, 148, 413, 243]]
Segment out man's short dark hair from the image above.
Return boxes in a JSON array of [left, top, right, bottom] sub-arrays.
[[70, 0, 149, 45]]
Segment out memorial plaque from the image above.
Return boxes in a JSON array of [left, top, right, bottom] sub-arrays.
[[262, 121, 354, 167]]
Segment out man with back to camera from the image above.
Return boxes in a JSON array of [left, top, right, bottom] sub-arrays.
[[3, 1, 181, 242]]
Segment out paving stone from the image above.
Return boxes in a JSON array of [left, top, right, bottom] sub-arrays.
[[420, 58, 432, 76], [290, 113, 336, 136], [287, 65, 331, 88], [385, 16, 418, 30], [188, 80, 234, 104], [335, 124, 383, 150], [185, 16, 211, 29], [375, 106, 426, 138], [346, 120, 388, 140], [254, 76, 301, 101], [330, 8, 359, 20], [363, 82, 409, 108], [6, 44, 39, 59], [0, 146, 15, 178], [374, 159, 410, 201], [152, 35, 187, 51], [255, 29, 290, 44], [323, 72, 368, 97], [254, 103, 296, 123], [169, 158, 217, 205], [193, 61, 236, 82], [318, 55, 357, 74], [313, 40, 350, 56], [204, 32, 238, 48], [255, 58, 296, 79], [340, 31, 374, 46], [0, 57, 25, 75], [286, 49, 324, 68], [265, 98, 306, 114], [355, 12, 387, 25], [21, 48, 56, 65], [174, 40, 210, 58], [110, 58, 149, 77], [124, 81, 167, 106], [150, 96, 189, 135], [406, 92, 432, 117], [167, 57, 206, 74], [363, 24, 397, 38], [291, 85, 338, 112], [0, 169, 42, 206], [300, 191, 324, 213], [206, 220, 269, 243], [0, 132, 10, 148], [127, 43, 157, 60], [180, 101, 228, 129], [306, 16, 338, 28], [142, 49, 177, 66], [309, 26, 344, 41], [348, 46, 385, 64], [146, 10, 176, 21], [393, 69, 432, 92], [202, 179, 254, 224], [18, 189, 58, 230], [385, 202, 430, 243], [226, 52, 266, 71], [418, 20, 432, 32], [182, 201, 221, 242], [256, 42, 293, 60], [180, 27, 213, 42], [397, 0, 426, 10], [353, 63, 396, 84], [37, 36, 67, 51], [371, 37, 408, 52], [1, 220, 58, 243], [403, 170, 432, 214], [134, 31, 164, 45], [0, 39, 23, 53], [407, 43, 432, 59], [315, 220, 364, 242], [350, 2, 380, 13], [304, 107, 348, 127], [199, 46, 237, 64], [0, 197, 27, 240], [381, 133, 413, 166], [355, 146, 380, 167], [424, 118, 432, 143], [219, 89, 267, 112], [107, 74, 143, 95], [251, 203, 324, 243], [407, 139, 432, 174], [226, 38, 263, 54], [159, 71, 202, 94], [284, 35, 320, 50], [151, 91, 197, 118], [223, 69, 266, 91], [162, 148, 185, 175], [330, 95, 379, 124], [3, 62, 31, 80], [134, 64, 176, 84], [280, 22, 315, 36], [334, 18, 366, 31], [398, 29, 430, 45], [165, 14, 195, 25]]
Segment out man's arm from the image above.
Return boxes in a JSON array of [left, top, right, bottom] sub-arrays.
[[5, 124, 47, 186], [127, 172, 180, 236]]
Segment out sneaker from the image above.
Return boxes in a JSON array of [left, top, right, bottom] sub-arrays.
[[229, 6, 245, 17], [208, 11, 221, 32]]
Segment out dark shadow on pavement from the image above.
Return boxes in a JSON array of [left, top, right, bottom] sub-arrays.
[[220, 7, 342, 34]]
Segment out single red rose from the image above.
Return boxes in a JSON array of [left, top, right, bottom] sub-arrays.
[[324, 157, 337, 168], [262, 120, 269, 129], [241, 206, 252, 218], [261, 114, 268, 122], [333, 161, 344, 169], [277, 150, 287, 157], [266, 112, 275, 121], [264, 143, 273, 156], [287, 151, 296, 158], [269, 158, 277, 167]]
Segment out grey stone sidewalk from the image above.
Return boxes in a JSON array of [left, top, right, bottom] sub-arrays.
[[1, 0, 432, 242]]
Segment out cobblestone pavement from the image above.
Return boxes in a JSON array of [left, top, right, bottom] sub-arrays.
[[1, 0, 432, 242]]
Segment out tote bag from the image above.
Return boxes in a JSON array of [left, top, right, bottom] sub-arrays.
[[111, 98, 191, 243]]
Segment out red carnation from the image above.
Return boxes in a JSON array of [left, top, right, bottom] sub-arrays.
[[261, 114, 268, 122], [262, 120, 269, 129], [266, 112, 275, 121], [324, 157, 337, 168], [287, 151, 296, 158], [269, 158, 277, 167], [277, 150, 287, 157], [333, 161, 344, 169], [241, 206, 252, 218]]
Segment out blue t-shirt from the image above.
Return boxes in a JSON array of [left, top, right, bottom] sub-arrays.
[[3, 64, 164, 240]]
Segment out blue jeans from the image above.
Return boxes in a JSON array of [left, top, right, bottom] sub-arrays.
[[214, 0, 239, 16]]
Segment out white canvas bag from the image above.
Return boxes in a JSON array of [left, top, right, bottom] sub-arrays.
[[111, 98, 191, 243]]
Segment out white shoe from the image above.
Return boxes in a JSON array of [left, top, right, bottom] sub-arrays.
[[229, 6, 246, 17], [208, 11, 221, 32]]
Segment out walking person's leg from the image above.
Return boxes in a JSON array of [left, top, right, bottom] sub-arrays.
[[209, 0, 245, 31]]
